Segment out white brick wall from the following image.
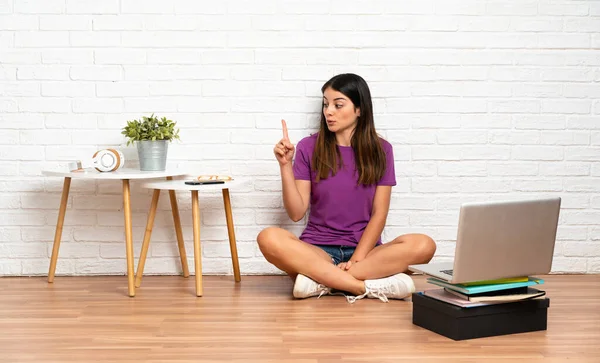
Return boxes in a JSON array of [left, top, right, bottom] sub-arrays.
[[1, 0, 599, 276]]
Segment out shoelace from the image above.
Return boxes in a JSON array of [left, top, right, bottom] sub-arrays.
[[316, 284, 330, 299], [346, 286, 391, 304], [367, 287, 390, 303]]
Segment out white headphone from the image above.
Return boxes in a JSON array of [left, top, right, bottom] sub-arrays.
[[68, 149, 125, 172]]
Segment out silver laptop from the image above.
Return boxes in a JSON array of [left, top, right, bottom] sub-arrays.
[[408, 197, 561, 284]]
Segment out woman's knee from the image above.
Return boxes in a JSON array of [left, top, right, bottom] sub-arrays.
[[256, 227, 286, 259], [416, 234, 436, 263]]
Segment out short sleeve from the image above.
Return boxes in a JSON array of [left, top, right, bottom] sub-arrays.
[[377, 141, 396, 186], [293, 138, 312, 181]]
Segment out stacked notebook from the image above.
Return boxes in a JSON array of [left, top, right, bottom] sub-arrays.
[[422, 276, 546, 308]]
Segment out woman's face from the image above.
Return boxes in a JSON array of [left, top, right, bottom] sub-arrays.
[[322, 87, 360, 134]]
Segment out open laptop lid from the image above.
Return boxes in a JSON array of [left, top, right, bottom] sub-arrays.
[[451, 197, 561, 283]]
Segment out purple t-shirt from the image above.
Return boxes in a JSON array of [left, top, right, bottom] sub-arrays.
[[293, 133, 396, 247]]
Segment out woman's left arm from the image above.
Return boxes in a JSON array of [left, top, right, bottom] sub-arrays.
[[350, 185, 392, 263]]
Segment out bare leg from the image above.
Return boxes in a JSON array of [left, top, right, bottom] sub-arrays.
[[257, 227, 366, 295], [346, 233, 436, 281]]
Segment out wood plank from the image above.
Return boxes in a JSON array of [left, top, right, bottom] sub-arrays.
[[0, 275, 598, 362]]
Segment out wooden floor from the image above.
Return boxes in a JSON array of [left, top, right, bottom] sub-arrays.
[[0, 274, 598, 363]]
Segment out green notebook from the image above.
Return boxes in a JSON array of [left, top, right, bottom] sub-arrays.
[[426, 277, 545, 295]]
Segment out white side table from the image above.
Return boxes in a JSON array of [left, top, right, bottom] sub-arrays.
[[137, 178, 250, 296], [42, 168, 187, 297]]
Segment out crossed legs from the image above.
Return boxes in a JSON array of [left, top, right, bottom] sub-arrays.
[[256, 227, 436, 296]]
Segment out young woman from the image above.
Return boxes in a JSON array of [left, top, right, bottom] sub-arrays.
[[257, 73, 436, 303]]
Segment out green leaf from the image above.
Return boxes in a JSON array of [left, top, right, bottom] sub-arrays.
[[121, 114, 180, 144]]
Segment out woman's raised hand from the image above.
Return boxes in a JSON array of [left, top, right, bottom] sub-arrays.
[[274, 119, 295, 166]]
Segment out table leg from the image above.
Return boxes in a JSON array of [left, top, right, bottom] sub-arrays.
[[191, 190, 203, 297], [122, 179, 135, 297], [135, 189, 160, 288], [167, 177, 190, 278], [48, 177, 71, 283], [222, 188, 241, 283]]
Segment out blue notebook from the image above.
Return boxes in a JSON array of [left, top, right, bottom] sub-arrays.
[[427, 277, 544, 295]]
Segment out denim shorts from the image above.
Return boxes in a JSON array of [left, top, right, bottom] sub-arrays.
[[314, 244, 357, 265]]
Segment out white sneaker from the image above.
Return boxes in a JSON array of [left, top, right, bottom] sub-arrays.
[[293, 274, 331, 299], [346, 273, 416, 303]]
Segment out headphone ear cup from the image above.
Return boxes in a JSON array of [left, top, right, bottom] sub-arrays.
[[93, 149, 124, 172], [92, 150, 106, 172], [106, 149, 124, 171]]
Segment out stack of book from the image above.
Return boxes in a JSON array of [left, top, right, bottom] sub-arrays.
[[413, 276, 551, 340], [422, 276, 546, 308]]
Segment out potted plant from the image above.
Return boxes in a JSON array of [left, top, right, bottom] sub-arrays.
[[121, 114, 180, 171]]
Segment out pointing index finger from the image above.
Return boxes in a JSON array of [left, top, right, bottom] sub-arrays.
[[281, 119, 290, 141]]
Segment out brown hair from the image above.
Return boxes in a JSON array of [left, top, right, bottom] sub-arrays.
[[312, 73, 386, 185]]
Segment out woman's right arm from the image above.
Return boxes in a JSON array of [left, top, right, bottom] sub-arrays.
[[280, 164, 310, 222], [274, 120, 310, 222]]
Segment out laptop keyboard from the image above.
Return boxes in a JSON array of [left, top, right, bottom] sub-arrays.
[[441, 269, 453, 276]]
